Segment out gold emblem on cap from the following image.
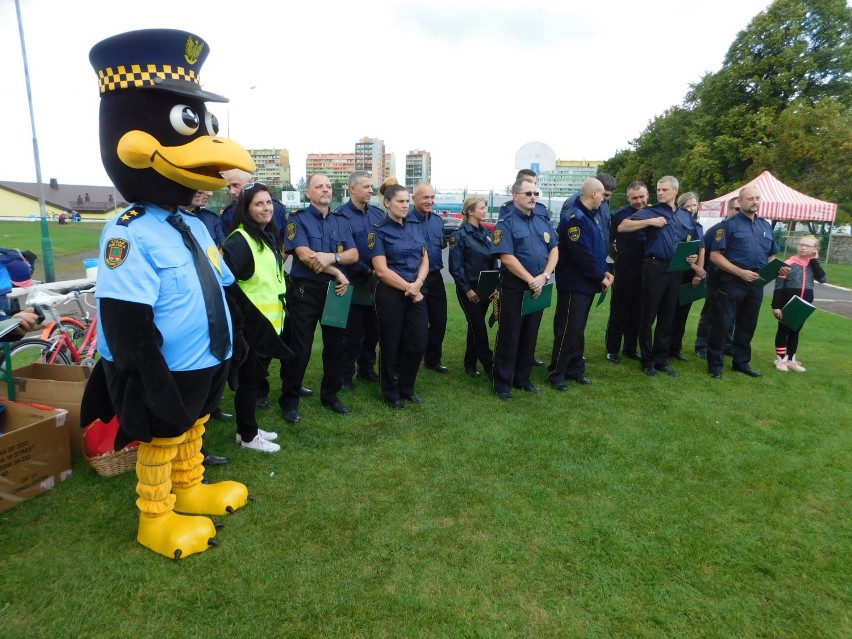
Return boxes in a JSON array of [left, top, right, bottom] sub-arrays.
[[185, 37, 204, 65]]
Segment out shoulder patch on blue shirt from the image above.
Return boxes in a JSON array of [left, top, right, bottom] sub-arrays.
[[115, 206, 145, 226]]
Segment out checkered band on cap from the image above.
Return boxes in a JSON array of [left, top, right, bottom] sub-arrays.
[[97, 64, 200, 93]]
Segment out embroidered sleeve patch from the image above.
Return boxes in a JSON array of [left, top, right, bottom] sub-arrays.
[[716, 228, 724, 242], [367, 232, 376, 250], [286, 222, 297, 241], [449, 236, 458, 250], [492, 229, 503, 245], [104, 238, 130, 268], [543, 232, 551, 244], [569, 226, 581, 242]]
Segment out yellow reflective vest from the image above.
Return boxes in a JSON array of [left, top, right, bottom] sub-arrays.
[[231, 227, 286, 333]]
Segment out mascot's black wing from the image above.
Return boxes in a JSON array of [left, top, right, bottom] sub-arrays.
[[224, 283, 293, 360], [80, 299, 192, 440]]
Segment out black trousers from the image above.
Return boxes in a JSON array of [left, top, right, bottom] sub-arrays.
[[423, 270, 447, 368], [374, 281, 427, 402], [234, 348, 266, 441], [548, 290, 594, 384], [694, 287, 734, 354], [670, 270, 697, 357], [639, 258, 681, 368], [279, 279, 344, 411], [493, 274, 543, 394], [707, 277, 762, 371], [455, 285, 493, 373], [341, 278, 380, 381], [605, 253, 643, 356], [774, 322, 801, 357]]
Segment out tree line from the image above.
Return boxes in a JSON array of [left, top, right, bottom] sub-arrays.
[[601, 0, 852, 224]]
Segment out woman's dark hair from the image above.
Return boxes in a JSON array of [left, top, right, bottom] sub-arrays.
[[381, 183, 408, 205], [233, 182, 279, 250]]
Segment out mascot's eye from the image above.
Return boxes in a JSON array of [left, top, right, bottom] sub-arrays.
[[170, 105, 200, 136], [205, 112, 220, 135]]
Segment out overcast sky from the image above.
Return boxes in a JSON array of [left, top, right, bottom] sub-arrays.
[[1, 0, 773, 192]]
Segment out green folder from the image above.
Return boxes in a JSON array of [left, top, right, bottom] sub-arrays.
[[351, 280, 373, 306], [679, 278, 707, 305], [779, 295, 816, 331], [320, 282, 353, 328], [476, 270, 500, 299], [752, 258, 785, 286], [595, 289, 607, 308], [667, 240, 702, 272], [521, 283, 553, 316]]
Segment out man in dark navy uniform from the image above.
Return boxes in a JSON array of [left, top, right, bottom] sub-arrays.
[[281, 174, 358, 422], [337, 170, 386, 389], [498, 168, 550, 367], [490, 177, 558, 401], [695, 197, 738, 358], [706, 186, 786, 378], [410, 182, 449, 373], [559, 172, 616, 250], [618, 176, 702, 377], [547, 178, 614, 391], [604, 181, 648, 362]]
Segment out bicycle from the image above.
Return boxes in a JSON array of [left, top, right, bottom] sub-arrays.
[[0, 284, 98, 374]]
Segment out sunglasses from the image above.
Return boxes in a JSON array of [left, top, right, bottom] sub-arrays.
[[515, 191, 540, 197], [242, 182, 266, 192]]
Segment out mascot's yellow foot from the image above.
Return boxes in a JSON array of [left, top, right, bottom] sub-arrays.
[[137, 511, 218, 560], [172, 480, 249, 516]]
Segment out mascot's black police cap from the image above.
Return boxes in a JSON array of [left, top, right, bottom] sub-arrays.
[[89, 28, 228, 103]]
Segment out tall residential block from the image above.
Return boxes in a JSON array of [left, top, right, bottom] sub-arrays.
[[305, 152, 356, 185], [355, 137, 386, 188], [537, 160, 602, 197], [405, 149, 431, 190], [248, 148, 288, 191]]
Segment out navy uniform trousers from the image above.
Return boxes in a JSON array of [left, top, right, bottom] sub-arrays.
[[493, 273, 542, 394], [454, 285, 494, 374], [639, 258, 681, 368], [707, 276, 762, 371], [605, 252, 643, 356], [341, 274, 380, 381], [279, 278, 344, 411], [374, 281, 427, 402], [548, 290, 594, 383], [423, 270, 448, 368]]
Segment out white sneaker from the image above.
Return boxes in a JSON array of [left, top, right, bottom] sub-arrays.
[[774, 358, 788, 372], [786, 358, 806, 372], [236, 428, 279, 444], [240, 435, 281, 453]]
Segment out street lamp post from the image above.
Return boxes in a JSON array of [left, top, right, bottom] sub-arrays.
[[14, 0, 55, 282]]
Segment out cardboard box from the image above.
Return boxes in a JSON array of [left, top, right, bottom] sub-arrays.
[[0, 363, 91, 457], [0, 400, 71, 514]]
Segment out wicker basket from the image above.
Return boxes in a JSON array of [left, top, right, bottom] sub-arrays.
[[82, 418, 139, 477]]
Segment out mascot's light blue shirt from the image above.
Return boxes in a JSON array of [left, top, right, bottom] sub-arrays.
[[96, 203, 234, 371]]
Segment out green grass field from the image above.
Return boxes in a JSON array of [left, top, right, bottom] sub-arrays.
[[1, 274, 850, 637]]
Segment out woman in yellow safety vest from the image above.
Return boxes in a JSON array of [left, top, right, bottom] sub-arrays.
[[222, 182, 287, 453]]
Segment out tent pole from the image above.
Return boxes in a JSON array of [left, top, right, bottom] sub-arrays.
[[825, 220, 835, 264]]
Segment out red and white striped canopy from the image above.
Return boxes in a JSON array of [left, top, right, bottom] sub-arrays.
[[697, 171, 837, 221]]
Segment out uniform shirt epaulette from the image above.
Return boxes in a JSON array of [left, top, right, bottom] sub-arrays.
[[115, 205, 146, 226], [374, 216, 392, 228]]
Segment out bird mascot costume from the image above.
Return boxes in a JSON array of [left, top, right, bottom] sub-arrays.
[[81, 29, 289, 559]]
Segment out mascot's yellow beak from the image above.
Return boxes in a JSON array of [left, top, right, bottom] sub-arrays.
[[117, 131, 256, 191]]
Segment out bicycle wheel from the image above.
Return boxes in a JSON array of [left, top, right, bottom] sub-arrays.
[[0, 338, 72, 375], [40, 317, 88, 351]]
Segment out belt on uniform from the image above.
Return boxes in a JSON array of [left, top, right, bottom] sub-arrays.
[[645, 256, 670, 264], [291, 277, 329, 289]]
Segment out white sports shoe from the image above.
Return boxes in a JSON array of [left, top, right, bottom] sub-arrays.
[[236, 428, 279, 444], [240, 435, 281, 453], [786, 358, 806, 372], [774, 358, 788, 372]]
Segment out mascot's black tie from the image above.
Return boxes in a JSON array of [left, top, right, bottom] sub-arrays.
[[166, 212, 231, 360]]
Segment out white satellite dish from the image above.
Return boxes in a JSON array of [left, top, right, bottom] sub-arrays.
[[515, 141, 556, 173]]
